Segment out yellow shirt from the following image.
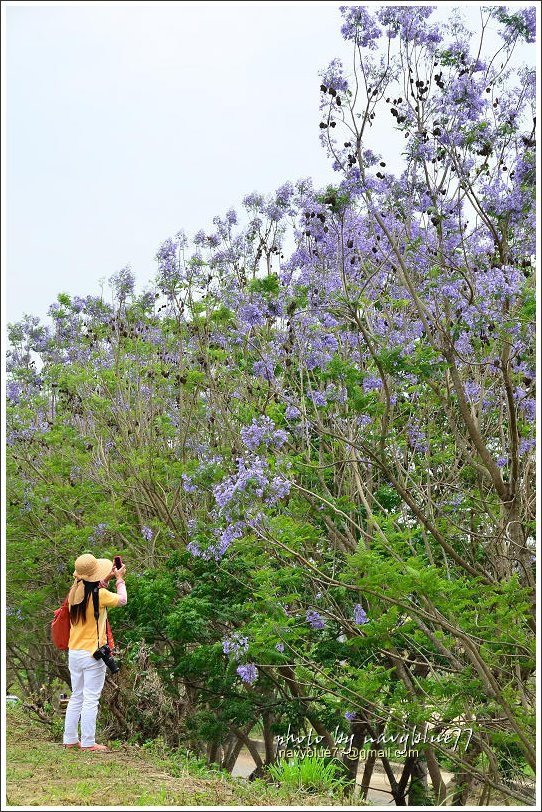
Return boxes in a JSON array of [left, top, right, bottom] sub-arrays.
[[69, 588, 120, 653]]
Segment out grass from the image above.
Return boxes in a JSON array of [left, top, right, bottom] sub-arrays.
[[5, 704, 356, 807], [267, 755, 350, 795]]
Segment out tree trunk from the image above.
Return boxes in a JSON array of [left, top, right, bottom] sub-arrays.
[[449, 738, 482, 805], [359, 751, 376, 801], [262, 711, 276, 765], [207, 740, 219, 766], [230, 724, 264, 778], [223, 734, 246, 774], [426, 745, 447, 804], [407, 756, 431, 805], [341, 717, 369, 790]]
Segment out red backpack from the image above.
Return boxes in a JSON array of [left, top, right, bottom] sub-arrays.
[[51, 595, 71, 650], [51, 595, 116, 651]]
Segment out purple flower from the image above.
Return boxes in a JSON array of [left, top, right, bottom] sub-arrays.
[[307, 610, 326, 630], [188, 521, 245, 561], [109, 265, 135, 300], [340, 6, 381, 47], [7, 381, 22, 404], [216, 521, 246, 551], [310, 391, 327, 407], [6, 606, 24, 620], [239, 303, 265, 327], [90, 523, 108, 540], [223, 633, 249, 659], [357, 414, 372, 430], [274, 182, 294, 209], [345, 710, 357, 722], [186, 540, 201, 557], [519, 438, 535, 455], [181, 473, 197, 493], [494, 6, 536, 44], [226, 208, 238, 226], [319, 57, 349, 94], [142, 525, 153, 541], [463, 380, 481, 401], [275, 642, 285, 652], [407, 422, 428, 453], [243, 192, 265, 210], [363, 374, 382, 393], [155, 238, 180, 287], [265, 203, 284, 222], [377, 6, 441, 45], [253, 359, 275, 381], [520, 398, 536, 422], [353, 604, 369, 625], [240, 415, 288, 451], [305, 333, 339, 371], [213, 456, 270, 514], [496, 456, 508, 468], [237, 663, 258, 685], [285, 405, 301, 420], [321, 313, 339, 328], [266, 476, 291, 504]]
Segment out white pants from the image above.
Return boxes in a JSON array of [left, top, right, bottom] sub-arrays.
[[63, 649, 107, 747]]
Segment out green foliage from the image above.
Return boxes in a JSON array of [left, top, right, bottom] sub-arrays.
[[267, 755, 349, 795], [316, 185, 351, 215], [249, 273, 280, 296]]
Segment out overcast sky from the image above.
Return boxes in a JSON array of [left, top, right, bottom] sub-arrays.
[[5, 2, 537, 326]]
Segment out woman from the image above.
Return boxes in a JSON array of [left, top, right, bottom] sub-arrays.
[[62, 553, 127, 752]]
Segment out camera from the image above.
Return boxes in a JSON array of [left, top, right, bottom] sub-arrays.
[[93, 644, 120, 674]]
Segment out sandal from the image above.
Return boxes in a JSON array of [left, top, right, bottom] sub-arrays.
[[63, 742, 81, 749]]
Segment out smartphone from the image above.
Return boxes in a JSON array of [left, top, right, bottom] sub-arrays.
[[114, 555, 123, 570]]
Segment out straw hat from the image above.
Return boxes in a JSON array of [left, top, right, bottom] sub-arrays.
[[68, 553, 114, 608]]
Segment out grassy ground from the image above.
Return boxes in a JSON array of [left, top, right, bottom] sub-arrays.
[[5, 704, 354, 807]]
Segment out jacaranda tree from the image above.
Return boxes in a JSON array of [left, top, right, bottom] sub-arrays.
[[7, 5, 535, 806]]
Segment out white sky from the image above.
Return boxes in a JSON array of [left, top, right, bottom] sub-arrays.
[[4, 1, 537, 325]]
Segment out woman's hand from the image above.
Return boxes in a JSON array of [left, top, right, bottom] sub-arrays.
[[114, 564, 126, 581]]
